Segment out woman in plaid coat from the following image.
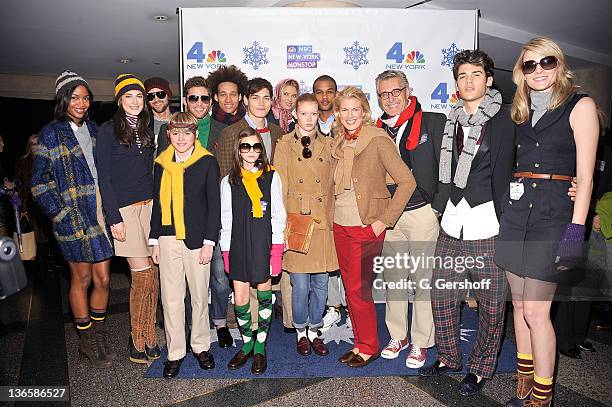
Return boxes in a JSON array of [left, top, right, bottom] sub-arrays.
[[32, 71, 114, 368]]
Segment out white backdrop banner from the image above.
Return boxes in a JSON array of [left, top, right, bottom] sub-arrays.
[[180, 7, 477, 117]]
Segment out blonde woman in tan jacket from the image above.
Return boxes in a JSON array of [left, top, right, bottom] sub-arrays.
[[274, 93, 338, 357], [330, 87, 416, 368]]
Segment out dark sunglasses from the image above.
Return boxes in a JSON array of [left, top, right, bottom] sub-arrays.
[[521, 56, 558, 75], [239, 142, 263, 153], [187, 94, 211, 103], [300, 136, 312, 159], [146, 91, 167, 101]]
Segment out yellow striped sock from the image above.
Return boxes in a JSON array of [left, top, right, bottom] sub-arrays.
[[517, 352, 534, 376], [532, 374, 553, 400]]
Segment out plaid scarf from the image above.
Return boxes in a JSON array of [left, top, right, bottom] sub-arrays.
[[376, 96, 422, 150], [212, 103, 246, 126]]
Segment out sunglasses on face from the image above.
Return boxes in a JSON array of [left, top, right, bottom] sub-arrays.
[[146, 91, 167, 101], [521, 56, 558, 75], [239, 142, 263, 153], [300, 136, 312, 159], [187, 94, 211, 104], [378, 87, 405, 100]]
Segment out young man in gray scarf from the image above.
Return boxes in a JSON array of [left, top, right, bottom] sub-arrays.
[[419, 50, 515, 396]]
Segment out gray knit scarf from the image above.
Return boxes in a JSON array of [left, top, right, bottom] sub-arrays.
[[438, 88, 502, 189]]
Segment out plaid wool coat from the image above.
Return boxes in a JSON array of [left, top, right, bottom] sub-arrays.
[[31, 120, 113, 262]]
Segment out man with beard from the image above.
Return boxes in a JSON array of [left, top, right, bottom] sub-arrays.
[[145, 77, 175, 150]]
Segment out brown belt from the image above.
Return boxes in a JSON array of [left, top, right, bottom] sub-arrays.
[[513, 172, 573, 181], [130, 199, 152, 206]]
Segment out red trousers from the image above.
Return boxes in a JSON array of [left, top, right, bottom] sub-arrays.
[[333, 223, 386, 355]]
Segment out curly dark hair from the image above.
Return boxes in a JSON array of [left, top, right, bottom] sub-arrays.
[[452, 50, 495, 80], [183, 76, 208, 94], [206, 65, 248, 97]]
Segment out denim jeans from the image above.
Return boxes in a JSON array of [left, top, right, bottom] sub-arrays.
[[290, 272, 329, 329], [209, 243, 230, 326]]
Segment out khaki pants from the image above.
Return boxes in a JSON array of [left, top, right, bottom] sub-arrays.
[[158, 236, 211, 360], [383, 204, 439, 348], [247, 270, 292, 329]]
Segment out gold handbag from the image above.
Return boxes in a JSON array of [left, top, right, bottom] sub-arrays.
[[285, 213, 320, 254]]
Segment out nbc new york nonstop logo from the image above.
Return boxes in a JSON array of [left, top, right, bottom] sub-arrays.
[[185, 42, 227, 69], [287, 45, 320, 69], [385, 42, 426, 70]]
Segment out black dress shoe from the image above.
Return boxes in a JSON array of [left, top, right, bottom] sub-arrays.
[[194, 350, 215, 369], [251, 353, 267, 374], [559, 347, 581, 359], [418, 359, 462, 376], [459, 373, 488, 396], [228, 349, 253, 369], [163, 358, 184, 379], [217, 326, 234, 348], [284, 326, 297, 334], [146, 344, 161, 360], [578, 342, 595, 352], [338, 350, 356, 363]]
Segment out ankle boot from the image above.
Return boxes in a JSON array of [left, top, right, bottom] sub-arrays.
[[92, 320, 116, 361], [507, 373, 535, 406], [129, 270, 148, 363], [144, 264, 160, 359], [78, 329, 112, 368]]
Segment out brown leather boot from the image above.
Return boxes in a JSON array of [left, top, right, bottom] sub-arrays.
[[506, 374, 534, 406], [524, 395, 552, 406], [144, 264, 160, 359], [92, 320, 116, 361], [78, 329, 111, 368], [129, 269, 148, 363]]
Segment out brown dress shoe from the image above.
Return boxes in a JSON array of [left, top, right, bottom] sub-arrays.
[[297, 337, 311, 356], [227, 349, 253, 370], [251, 353, 267, 374], [310, 337, 329, 356], [347, 352, 381, 368], [338, 350, 356, 363]]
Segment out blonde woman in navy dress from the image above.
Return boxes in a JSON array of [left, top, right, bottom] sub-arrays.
[[495, 38, 599, 406]]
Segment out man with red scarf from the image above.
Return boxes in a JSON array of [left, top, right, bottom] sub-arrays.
[[375, 70, 445, 369]]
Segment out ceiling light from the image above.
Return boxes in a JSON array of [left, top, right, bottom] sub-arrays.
[[119, 58, 131, 64], [153, 15, 168, 21]]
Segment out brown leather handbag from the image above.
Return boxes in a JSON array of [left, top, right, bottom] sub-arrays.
[[285, 213, 320, 254]]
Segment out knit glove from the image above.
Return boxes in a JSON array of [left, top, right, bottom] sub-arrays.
[[556, 223, 585, 271], [270, 244, 284, 277], [222, 251, 230, 274]]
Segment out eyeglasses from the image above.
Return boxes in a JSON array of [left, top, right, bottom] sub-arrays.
[[239, 142, 263, 153], [300, 136, 312, 159], [521, 56, 558, 75], [378, 87, 405, 100], [187, 94, 211, 104], [147, 91, 167, 101]]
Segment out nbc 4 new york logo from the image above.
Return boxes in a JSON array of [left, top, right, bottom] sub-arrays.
[[385, 42, 426, 70], [429, 82, 460, 110], [186, 42, 227, 69]]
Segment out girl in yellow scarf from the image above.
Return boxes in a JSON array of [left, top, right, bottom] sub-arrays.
[[219, 127, 286, 375]]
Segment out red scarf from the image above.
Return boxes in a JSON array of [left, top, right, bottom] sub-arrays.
[[376, 96, 422, 151], [344, 124, 362, 141]]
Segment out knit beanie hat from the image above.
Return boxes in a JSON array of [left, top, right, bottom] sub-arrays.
[[114, 74, 145, 101], [55, 71, 89, 98], [144, 77, 172, 99]]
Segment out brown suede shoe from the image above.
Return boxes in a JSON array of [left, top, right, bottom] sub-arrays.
[[338, 350, 357, 363], [251, 353, 267, 374], [297, 337, 311, 356], [310, 337, 329, 356], [347, 352, 380, 368], [227, 349, 253, 370]]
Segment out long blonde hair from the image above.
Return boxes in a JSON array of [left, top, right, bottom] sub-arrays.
[[331, 86, 374, 136], [511, 37, 578, 124]]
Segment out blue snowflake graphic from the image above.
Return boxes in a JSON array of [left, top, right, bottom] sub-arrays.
[[298, 80, 312, 95], [441, 43, 463, 68], [243, 41, 269, 70], [343, 41, 369, 70]]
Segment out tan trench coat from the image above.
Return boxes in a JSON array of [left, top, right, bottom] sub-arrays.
[[273, 130, 339, 273]]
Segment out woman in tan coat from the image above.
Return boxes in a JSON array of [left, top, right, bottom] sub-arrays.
[[274, 93, 338, 357], [330, 87, 416, 368]]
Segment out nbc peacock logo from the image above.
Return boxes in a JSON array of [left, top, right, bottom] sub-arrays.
[[206, 50, 226, 63], [405, 50, 426, 64], [449, 91, 460, 106]]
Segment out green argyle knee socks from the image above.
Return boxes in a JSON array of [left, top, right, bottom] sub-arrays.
[[234, 302, 253, 354], [254, 290, 272, 355]]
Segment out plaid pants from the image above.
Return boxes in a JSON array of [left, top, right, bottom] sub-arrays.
[[431, 230, 507, 378]]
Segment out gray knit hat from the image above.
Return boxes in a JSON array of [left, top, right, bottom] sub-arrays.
[[55, 71, 89, 97]]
